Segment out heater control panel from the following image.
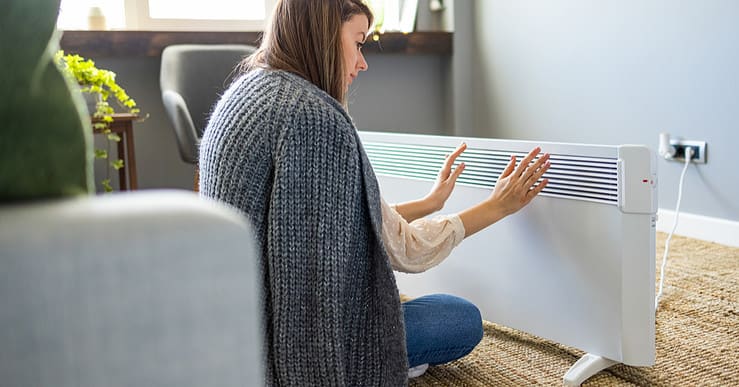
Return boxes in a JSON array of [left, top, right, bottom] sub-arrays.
[[618, 146, 658, 214]]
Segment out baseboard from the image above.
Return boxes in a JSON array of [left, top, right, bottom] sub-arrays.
[[657, 209, 739, 248]]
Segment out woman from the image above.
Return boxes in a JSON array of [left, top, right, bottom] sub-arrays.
[[199, 0, 550, 385]]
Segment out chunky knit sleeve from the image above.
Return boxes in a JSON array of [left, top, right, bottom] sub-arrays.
[[266, 100, 374, 386]]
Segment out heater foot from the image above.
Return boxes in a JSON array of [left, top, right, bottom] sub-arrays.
[[563, 353, 618, 386]]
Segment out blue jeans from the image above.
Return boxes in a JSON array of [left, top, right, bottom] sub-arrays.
[[402, 294, 484, 368]]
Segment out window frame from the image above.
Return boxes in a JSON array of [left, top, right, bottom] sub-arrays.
[[124, 0, 276, 31], [58, 0, 276, 31]]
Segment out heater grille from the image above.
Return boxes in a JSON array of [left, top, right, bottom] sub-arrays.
[[364, 141, 619, 205]]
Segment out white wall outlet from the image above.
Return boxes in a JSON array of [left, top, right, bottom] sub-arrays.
[[669, 139, 707, 164]]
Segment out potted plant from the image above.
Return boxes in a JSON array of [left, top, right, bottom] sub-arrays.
[[55, 50, 142, 192]]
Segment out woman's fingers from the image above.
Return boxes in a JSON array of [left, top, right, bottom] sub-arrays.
[[439, 154, 452, 179], [525, 178, 549, 204], [514, 147, 541, 178], [441, 143, 467, 181], [451, 162, 465, 183], [451, 142, 467, 158], [524, 155, 551, 186], [500, 155, 516, 179], [519, 150, 550, 185], [446, 143, 467, 168]]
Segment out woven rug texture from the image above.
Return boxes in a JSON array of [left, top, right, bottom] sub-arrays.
[[409, 233, 739, 386]]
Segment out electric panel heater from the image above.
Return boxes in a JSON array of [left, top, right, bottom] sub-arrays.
[[359, 131, 657, 386]]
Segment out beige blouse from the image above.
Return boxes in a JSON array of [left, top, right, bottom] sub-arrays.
[[380, 198, 466, 274]]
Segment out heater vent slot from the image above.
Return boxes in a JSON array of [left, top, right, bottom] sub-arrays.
[[364, 141, 619, 205]]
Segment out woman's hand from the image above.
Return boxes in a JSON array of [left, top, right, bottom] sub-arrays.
[[487, 147, 550, 217], [393, 142, 467, 222], [425, 142, 467, 212], [458, 147, 550, 237]]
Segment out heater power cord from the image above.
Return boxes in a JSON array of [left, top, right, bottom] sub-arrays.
[[655, 147, 694, 311]]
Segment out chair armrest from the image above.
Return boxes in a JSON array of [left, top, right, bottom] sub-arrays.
[[162, 90, 200, 163], [0, 190, 263, 387]]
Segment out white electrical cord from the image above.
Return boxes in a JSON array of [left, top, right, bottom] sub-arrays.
[[655, 148, 694, 311]]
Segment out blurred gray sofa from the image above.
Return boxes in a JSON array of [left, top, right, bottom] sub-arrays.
[[0, 190, 263, 387]]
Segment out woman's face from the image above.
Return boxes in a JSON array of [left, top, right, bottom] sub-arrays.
[[341, 14, 370, 90]]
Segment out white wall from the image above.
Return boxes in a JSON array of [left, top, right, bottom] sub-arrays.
[[93, 0, 739, 225], [467, 0, 739, 222]]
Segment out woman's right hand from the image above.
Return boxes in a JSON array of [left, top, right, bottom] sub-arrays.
[[458, 147, 550, 237], [487, 147, 550, 217]]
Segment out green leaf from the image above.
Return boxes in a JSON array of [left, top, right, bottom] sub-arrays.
[[111, 159, 124, 170], [102, 179, 113, 192], [107, 133, 121, 142], [94, 149, 108, 159]]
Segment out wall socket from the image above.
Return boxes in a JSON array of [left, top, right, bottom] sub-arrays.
[[669, 139, 707, 164]]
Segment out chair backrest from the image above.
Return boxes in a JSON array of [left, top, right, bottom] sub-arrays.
[[160, 44, 256, 163], [0, 190, 264, 387]]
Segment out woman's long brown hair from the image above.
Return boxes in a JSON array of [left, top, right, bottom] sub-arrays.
[[241, 0, 373, 104]]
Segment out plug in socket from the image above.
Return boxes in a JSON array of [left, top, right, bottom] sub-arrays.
[[669, 139, 707, 164]]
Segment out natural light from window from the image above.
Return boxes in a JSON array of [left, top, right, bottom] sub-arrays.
[[57, 0, 125, 30], [148, 0, 264, 20], [57, 0, 272, 30]]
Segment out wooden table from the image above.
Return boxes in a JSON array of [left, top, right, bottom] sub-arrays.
[[93, 113, 139, 190]]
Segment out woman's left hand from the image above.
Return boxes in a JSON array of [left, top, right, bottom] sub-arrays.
[[425, 142, 467, 212]]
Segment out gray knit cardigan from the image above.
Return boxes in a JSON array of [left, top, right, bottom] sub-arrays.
[[199, 69, 408, 386]]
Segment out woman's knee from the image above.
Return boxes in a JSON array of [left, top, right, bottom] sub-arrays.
[[409, 294, 483, 347], [445, 295, 483, 347]]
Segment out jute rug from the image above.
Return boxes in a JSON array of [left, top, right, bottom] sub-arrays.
[[409, 233, 739, 386]]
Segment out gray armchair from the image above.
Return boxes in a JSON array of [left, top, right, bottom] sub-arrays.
[[160, 44, 256, 165], [0, 190, 264, 387]]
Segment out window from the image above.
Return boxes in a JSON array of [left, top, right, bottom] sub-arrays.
[[57, 0, 275, 31], [57, 0, 126, 30], [147, 0, 265, 20]]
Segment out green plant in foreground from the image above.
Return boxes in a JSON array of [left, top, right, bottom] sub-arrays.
[[55, 50, 141, 191]]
